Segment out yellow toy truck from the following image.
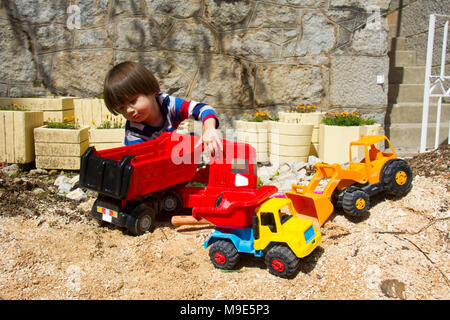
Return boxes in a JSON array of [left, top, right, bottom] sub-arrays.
[[285, 134, 413, 226], [204, 197, 322, 279]]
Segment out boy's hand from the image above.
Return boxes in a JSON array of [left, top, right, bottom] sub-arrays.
[[194, 118, 222, 158]]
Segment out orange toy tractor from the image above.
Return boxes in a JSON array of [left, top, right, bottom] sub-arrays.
[[285, 134, 413, 226]]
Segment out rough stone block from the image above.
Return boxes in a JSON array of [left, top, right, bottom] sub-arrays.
[[255, 65, 323, 107], [330, 56, 389, 107]]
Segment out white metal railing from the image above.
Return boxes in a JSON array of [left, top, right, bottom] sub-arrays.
[[420, 14, 450, 153]]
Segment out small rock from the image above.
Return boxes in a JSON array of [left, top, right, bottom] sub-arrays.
[[13, 177, 23, 184], [66, 188, 87, 201], [380, 279, 406, 300], [258, 165, 277, 182], [77, 198, 95, 213], [308, 155, 321, 165], [1, 164, 19, 177], [29, 168, 48, 176], [278, 163, 291, 175], [54, 175, 70, 187], [279, 173, 299, 192], [32, 188, 46, 198], [296, 168, 307, 182], [55, 175, 74, 194], [291, 160, 307, 172], [69, 175, 79, 188]]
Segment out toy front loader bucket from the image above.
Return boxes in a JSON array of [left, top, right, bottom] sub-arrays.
[[285, 191, 334, 227]]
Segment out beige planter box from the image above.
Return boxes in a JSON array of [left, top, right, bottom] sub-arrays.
[[0, 111, 43, 164], [0, 97, 75, 123], [235, 120, 269, 162], [34, 125, 90, 170], [278, 111, 325, 156], [89, 128, 125, 151], [318, 124, 382, 164], [174, 119, 203, 136], [268, 121, 313, 165], [74, 98, 124, 128]]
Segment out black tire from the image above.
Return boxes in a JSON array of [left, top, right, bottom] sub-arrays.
[[161, 191, 182, 215], [342, 189, 370, 217], [382, 159, 413, 196], [264, 245, 299, 279], [331, 188, 345, 209], [209, 240, 240, 270], [128, 203, 156, 236]]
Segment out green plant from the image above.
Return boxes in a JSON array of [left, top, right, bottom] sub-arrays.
[[321, 111, 376, 126], [289, 104, 319, 113], [95, 114, 125, 129], [44, 115, 80, 129], [0, 103, 29, 111], [242, 111, 279, 122]]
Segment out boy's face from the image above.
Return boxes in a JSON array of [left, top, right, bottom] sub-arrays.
[[119, 93, 161, 126]]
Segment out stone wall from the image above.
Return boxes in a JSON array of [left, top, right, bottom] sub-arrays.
[[0, 0, 391, 128]]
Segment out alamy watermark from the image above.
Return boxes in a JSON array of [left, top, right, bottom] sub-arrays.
[[66, 5, 81, 30]]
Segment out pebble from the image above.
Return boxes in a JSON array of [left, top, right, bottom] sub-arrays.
[[29, 169, 48, 176], [1, 164, 19, 177], [66, 188, 87, 201]]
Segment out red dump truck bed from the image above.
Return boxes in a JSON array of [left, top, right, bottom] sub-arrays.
[[175, 139, 278, 229], [80, 132, 202, 201]]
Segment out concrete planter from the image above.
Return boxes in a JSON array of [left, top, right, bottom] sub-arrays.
[[268, 121, 313, 166], [0, 110, 43, 164], [174, 119, 203, 136], [0, 97, 75, 122], [319, 123, 382, 164], [34, 125, 90, 170], [89, 128, 125, 151], [278, 111, 325, 156], [74, 98, 124, 128], [235, 120, 269, 162]]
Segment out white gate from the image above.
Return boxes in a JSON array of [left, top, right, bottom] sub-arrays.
[[420, 14, 450, 153]]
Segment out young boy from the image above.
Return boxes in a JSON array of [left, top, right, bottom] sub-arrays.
[[103, 61, 221, 158]]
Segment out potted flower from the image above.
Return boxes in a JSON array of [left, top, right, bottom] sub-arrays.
[[235, 111, 277, 163], [319, 111, 381, 164], [34, 116, 89, 170], [89, 114, 125, 151], [0, 103, 43, 164]]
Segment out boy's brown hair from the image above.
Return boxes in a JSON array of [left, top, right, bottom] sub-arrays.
[[103, 61, 160, 115]]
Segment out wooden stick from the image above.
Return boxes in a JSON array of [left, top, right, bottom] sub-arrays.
[[171, 215, 212, 226]]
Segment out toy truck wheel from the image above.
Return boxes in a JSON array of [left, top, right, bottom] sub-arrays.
[[161, 191, 182, 215], [264, 245, 300, 279], [129, 204, 156, 236], [342, 189, 370, 217], [382, 159, 413, 197], [209, 240, 240, 270]]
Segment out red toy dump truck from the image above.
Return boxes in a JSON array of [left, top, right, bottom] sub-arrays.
[[80, 132, 276, 234]]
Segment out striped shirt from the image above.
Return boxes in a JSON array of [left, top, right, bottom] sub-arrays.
[[124, 93, 218, 145]]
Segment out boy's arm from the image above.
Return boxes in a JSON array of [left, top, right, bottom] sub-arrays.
[[172, 96, 219, 128]]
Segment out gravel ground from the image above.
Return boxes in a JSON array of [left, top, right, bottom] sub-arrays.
[[0, 146, 448, 300]]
